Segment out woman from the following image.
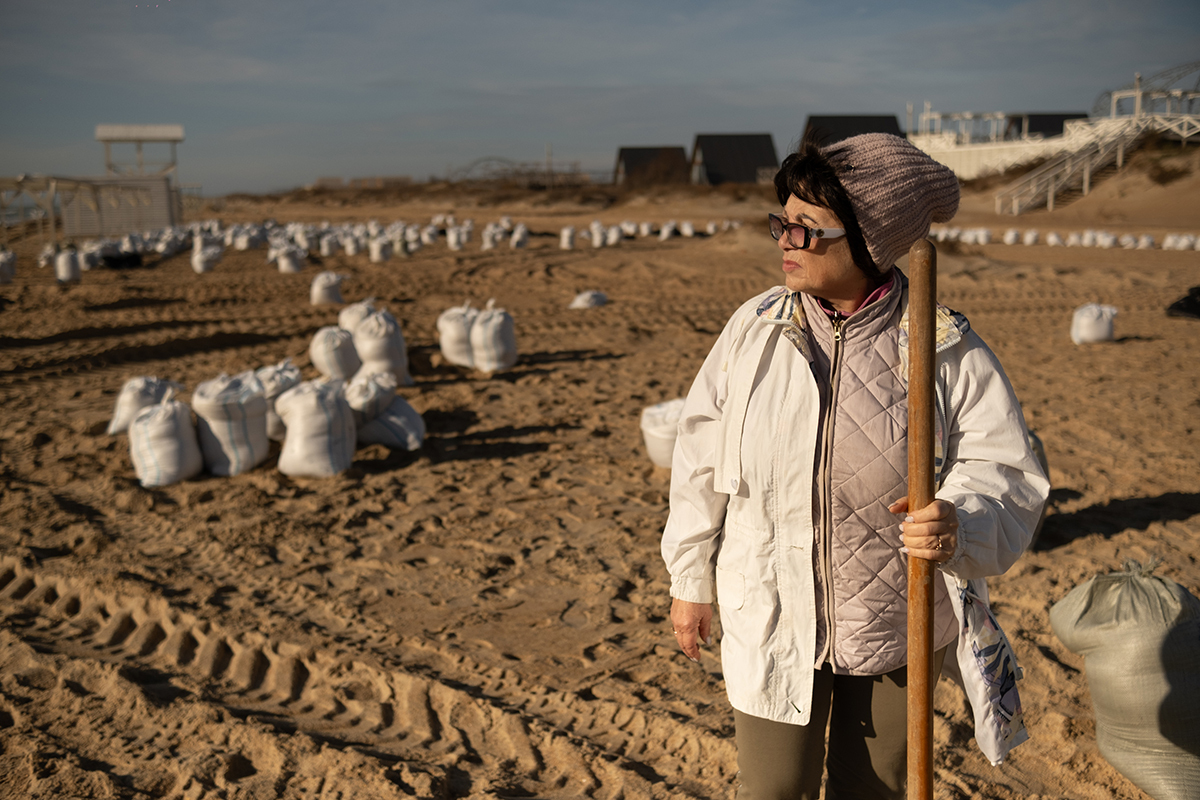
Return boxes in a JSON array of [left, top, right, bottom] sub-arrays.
[[661, 133, 1048, 800]]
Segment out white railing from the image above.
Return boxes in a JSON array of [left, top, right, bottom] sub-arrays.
[[994, 114, 1199, 215]]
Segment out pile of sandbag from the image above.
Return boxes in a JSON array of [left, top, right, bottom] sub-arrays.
[[435, 299, 517, 373], [1050, 560, 1200, 800]]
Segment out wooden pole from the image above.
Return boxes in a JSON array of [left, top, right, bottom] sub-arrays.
[[907, 238, 937, 800]]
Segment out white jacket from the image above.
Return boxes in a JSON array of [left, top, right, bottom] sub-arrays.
[[661, 284, 1049, 763]]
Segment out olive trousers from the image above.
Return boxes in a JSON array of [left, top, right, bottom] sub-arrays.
[[733, 648, 948, 800]]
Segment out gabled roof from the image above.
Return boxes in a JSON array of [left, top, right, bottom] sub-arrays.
[[690, 134, 778, 185], [614, 146, 689, 185], [802, 116, 903, 145]]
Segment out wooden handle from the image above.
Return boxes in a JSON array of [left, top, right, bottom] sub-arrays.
[[907, 238, 937, 800]]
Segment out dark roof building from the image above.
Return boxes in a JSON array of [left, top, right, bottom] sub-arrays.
[[613, 147, 689, 185], [801, 115, 904, 146], [689, 133, 779, 185], [1004, 112, 1089, 139]]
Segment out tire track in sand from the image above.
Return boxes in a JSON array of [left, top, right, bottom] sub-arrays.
[[0, 557, 735, 798]]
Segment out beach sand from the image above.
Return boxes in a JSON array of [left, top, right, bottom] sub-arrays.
[[1, 148, 1199, 799]]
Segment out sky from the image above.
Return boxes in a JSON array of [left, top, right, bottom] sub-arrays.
[[2, 0, 1198, 196]]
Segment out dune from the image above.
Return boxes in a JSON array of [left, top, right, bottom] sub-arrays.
[[1, 154, 1198, 798]]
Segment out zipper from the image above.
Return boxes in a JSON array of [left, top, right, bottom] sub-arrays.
[[816, 315, 845, 666]]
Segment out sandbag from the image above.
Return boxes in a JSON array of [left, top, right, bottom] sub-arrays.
[[436, 301, 478, 368], [128, 390, 204, 487], [569, 290, 607, 309], [469, 299, 518, 373], [344, 371, 398, 428], [352, 309, 413, 386], [309, 326, 361, 380], [310, 271, 345, 305], [0, 250, 14, 284], [54, 250, 81, 283], [255, 358, 302, 441], [107, 376, 185, 435], [1050, 561, 1200, 800], [358, 395, 425, 451], [1071, 303, 1118, 344], [338, 297, 376, 334], [275, 380, 356, 477], [191, 371, 270, 476], [640, 398, 686, 468]]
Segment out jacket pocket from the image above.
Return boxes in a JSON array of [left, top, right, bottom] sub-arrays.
[[715, 565, 745, 610]]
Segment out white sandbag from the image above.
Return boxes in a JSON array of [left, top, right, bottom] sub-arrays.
[[605, 225, 623, 246], [309, 326, 361, 380], [358, 394, 425, 451], [640, 398, 686, 468], [1022, 229, 1039, 246], [255, 358, 302, 441], [191, 247, 221, 274], [1050, 561, 1200, 800], [1002, 229, 1020, 245], [560, 226, 575, 250], [275, 380, 356, 478], [276, 247, 305, 274], [1066, 232, 1082, 247], [368, 238, 391, 263], [352, 309, 413, 386], [1046, 232, 1064, 246], [54, 250, 81, 283], [679, 221, 695, 238], [509, 224, 529, 249], [569, 290, 607, 309], [318, 235, 339, 257], [436, 301, 479, 369], [658, 221, 677, 241], [128, 390, 204, 487], [469, 299, 518, 373], [0, 250, 15, 284], [107, 376, 185, 435], [191, 371, 270, 477], [1136, 234, 1156, 250], [344, 371, 398, 428], [638, 222, 653, 237], [1070, 303, 1118, 344], [338, 297, 376, 335], [310, 271, 345, 305]]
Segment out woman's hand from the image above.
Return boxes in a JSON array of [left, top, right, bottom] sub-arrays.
[[890, 497, 958, 563], [669, 598, 713, 663]]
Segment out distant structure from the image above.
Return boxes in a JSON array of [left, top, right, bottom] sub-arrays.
[[908, 60, 1200, 214], [57, 124, 189, 238], [689, 134, 779, 185], [613, 147, 689, 186], [801, 115, 903, 145], [1004, 113, 1089, 140]]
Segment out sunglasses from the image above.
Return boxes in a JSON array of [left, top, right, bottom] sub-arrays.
[[768, 213, 846, 250]]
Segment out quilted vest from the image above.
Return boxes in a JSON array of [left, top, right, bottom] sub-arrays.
[[801, 284, 958, 675]]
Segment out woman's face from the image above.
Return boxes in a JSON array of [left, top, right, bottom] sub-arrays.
[[777, 194, 871, 312]]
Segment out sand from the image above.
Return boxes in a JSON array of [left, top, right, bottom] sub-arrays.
[[1, 148, 1199, 799]]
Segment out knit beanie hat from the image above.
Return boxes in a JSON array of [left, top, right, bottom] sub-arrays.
[[821, 134, 959, 271]]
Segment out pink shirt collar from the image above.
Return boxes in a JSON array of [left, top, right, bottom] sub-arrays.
[[815, 270, 896, 318]]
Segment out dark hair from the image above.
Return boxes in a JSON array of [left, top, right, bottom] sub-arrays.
[[773, 136, 880, 280]]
